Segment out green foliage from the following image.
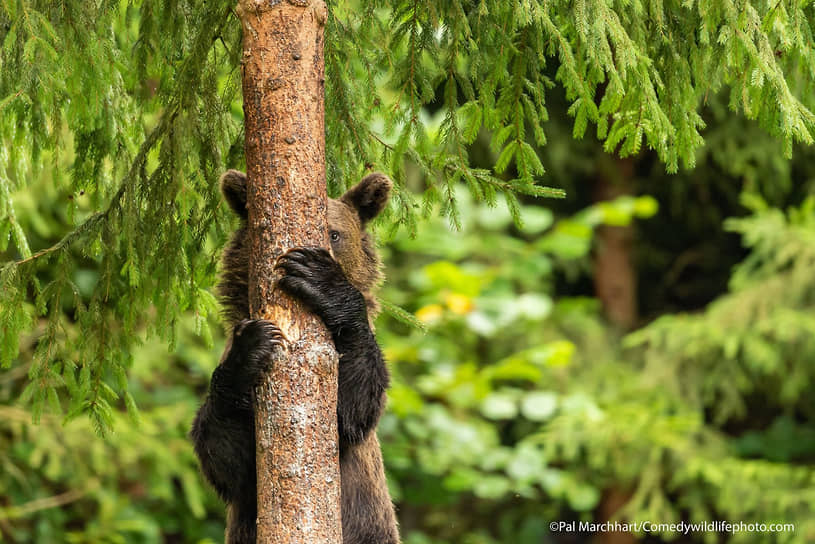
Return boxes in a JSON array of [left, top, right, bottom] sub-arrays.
[[377, 190, 815, 543], [625, 196, 815, 424], [2, 2, 815, 543], [4, 179, 813, 542], [597, 197, 815, 540], [2, 0, 815, 432], [377, 192, 611, 542], [0, 313, 225, 543], [1, 1, 240, 433], [326, 0, 815, 198]]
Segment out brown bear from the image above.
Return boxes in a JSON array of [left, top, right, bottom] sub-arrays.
[[191, 170, 399, 544]]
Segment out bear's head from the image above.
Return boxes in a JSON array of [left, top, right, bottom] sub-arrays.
[[218, 170, 392, 325]]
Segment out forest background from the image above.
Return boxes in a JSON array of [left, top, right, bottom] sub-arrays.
[[1, 1, 814, 543]]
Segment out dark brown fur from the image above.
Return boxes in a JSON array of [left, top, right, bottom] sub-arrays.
[[217, 170, 388, 323], [192, 170, 399, 544]]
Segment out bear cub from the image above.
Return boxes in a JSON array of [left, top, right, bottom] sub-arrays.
[[191, 170, 399, 544]]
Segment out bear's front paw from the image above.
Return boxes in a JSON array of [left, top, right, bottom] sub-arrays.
[[275, 248, 365, 327], [210, 319, 284, 410], [231, 319, 285, 383]]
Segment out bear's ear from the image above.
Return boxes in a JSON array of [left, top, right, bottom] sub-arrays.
[[340, 172, 392, 225], [220, 169, 248, 218]]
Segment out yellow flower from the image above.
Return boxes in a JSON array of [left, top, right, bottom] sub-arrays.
[[445, 292, 474, 315]]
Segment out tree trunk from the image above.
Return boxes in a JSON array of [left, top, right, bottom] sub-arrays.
[[236, 1, 341, 543], [593, 157, 637, 544], [593, 157, 638, 331]]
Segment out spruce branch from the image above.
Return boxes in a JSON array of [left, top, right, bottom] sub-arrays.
[[1, 109, 177, 272]]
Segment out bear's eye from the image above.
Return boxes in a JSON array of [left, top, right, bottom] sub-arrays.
[[330, 230, 340, 242]]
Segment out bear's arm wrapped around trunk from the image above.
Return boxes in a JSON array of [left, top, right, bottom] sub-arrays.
[[276, 247, 390, 447]]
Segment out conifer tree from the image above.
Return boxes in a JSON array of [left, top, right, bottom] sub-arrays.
[[2, 3, 815, 543], [1, 0, 814, 465]]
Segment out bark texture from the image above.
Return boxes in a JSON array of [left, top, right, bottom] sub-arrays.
[[236, 1, 341, 543]]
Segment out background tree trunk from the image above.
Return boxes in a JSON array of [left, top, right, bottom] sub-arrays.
[[236, 1, 341, 543], [593, 157, 638, 332], [593, 156, 637, 544]]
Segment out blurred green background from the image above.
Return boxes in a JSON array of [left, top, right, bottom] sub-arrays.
[[4, 113, 814, 543], [2, 1, 815, 544]]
